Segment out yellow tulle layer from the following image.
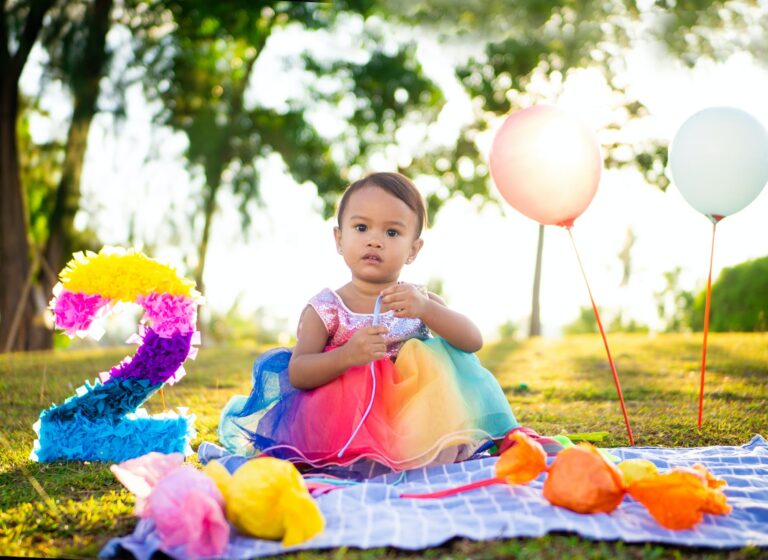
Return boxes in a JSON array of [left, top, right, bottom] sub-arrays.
[[59, 247, 198, 300]]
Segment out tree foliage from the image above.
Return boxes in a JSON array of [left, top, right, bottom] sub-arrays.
[[690, 256, 768, 332], [562, 305, 598, 335], [122, 0, 445, 288], [4, 0, 766, 350], [394, 0, 766, 198], [390, 0, 765, 335], [654, 267, 695, 333]]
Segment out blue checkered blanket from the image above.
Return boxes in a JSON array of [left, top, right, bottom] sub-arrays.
[[101, 436, 768, 559]]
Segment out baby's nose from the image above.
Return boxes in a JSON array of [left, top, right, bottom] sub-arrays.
[[367, 236, 383, 248]]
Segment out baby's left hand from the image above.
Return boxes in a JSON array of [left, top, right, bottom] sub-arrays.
[[380, 283, 429, 319]]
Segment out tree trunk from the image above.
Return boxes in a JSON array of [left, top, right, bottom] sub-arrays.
[[194, 179, 221, 295], [0, 80, 35, 352], [0, 0, 56, 352], [32, 0, 114, 350], [192, 54, 257, 295], [529, 224, 545, 337]]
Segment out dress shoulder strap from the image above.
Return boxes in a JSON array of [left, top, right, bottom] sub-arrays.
[[306, 288, 339, 336]]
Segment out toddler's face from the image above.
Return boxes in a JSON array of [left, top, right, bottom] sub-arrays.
[[334, 186, 423, 285]]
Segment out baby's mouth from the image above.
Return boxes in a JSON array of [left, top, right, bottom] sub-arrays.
[[362, 253, 382, 264]]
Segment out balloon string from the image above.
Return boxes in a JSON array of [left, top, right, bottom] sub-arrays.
[[567, 227, 635, 446], [337, 295, 382, 458], [698, 221, 717, 429], [400, 477, 503, 499]]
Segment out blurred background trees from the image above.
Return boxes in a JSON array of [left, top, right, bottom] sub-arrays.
[[2, 0, 766, 351], [690, 256, 768, 332]]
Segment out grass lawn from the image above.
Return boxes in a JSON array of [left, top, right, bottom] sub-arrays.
[[1, 332, 766, 559]]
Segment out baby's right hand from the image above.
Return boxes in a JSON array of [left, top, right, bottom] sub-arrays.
[[342, 326, 389, 367]]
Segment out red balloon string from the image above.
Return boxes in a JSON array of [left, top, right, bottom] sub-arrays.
[[400, 477, 503, 499], [698, 220, 718, 429], [567, 227, 635, 446]]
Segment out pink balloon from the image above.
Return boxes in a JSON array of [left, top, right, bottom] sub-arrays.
[[489, 105, 603, 227]]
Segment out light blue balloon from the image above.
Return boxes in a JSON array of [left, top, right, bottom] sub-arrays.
[[669, 107, 768, 221]]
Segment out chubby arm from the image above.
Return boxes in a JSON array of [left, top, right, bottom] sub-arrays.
[[288, 305, 389, 390], [380, 285, 483, 353], [421, 293, 483, 352]]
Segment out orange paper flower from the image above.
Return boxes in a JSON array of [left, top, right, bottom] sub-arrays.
[[495, 431, 548, 485], [402, 432, 731, 532], [543, 444, 626, 514], [627, 467, 731, 530]]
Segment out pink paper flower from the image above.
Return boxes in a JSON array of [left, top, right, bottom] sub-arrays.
[[112, 453, 229, 559], [146, 466, 230, 558], [110, 452, 185, 515]]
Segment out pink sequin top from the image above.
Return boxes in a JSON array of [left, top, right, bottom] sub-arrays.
[[308, 286, 432, 358]]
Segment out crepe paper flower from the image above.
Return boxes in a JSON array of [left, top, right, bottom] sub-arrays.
[[626, 467, 731, 530], [146, 467, 229, 559], [553, 434, 622, 463], [51, 290, 110, 336], [495, 431, 548, 484], [542, 444, 626, 514], [138, 293, 198, 337], [147, 466, 229, 558], [110, 452, 185, 515], [402, 432, 731, 531], [204, 457, 325, 547], [111, 454, 229, 558], [689, 463, 728, 489], [401, 432, 548, 500], [618, 458, 659, 485], [59, 247, 199, 301], [498, 426, 565, 456]]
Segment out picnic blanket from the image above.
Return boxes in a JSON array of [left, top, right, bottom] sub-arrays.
[[101, 435, 768, 559]]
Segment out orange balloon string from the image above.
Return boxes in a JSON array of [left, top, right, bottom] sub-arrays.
[[400, 477, 504, 499], [698, 221, 718, 429], [567, 227, 635, 446]]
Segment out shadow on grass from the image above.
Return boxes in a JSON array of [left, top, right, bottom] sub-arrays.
[[0, 461, 122, 510]]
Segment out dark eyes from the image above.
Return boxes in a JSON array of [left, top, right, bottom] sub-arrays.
[[353, 224, 400, 237]]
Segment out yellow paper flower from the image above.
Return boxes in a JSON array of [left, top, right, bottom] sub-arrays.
[[618, 458, 659, 485], [204, 457, 325, 546]]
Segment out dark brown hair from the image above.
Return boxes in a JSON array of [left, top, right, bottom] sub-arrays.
[[336, 172, 428, 237]]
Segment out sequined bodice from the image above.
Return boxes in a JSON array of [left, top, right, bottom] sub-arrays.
[[308, 287, 431, 358]]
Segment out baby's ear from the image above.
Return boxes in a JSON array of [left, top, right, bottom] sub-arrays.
[[333, 226, 342, 251], [408, 238, 424, 262]]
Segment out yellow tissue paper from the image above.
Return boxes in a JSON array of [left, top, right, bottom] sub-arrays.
[[60, 247, 198, 300], [618, 458, 659, 485], [204, 457, 325, 546]]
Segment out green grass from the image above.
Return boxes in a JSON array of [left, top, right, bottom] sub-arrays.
[[1, 333, 767, 558]]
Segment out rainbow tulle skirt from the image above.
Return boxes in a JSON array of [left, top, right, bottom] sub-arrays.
[[219, 337, 518, 471]]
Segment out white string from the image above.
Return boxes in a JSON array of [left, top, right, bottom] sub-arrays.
[[337, 294, 382, 458]]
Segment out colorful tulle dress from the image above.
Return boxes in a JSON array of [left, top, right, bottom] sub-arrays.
[[218, 286, 518, 471]]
